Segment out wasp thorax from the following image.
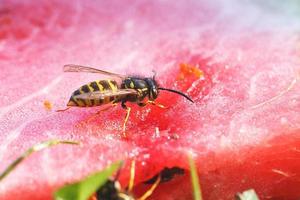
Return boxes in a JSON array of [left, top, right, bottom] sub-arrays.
[[121, 78, 148, 100]]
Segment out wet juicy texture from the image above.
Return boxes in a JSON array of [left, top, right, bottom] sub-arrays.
[[0, 0, 300, 199]]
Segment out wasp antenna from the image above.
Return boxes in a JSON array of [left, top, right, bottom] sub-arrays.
[[152, 70, 157, 80], [158, 88, 194, 103]]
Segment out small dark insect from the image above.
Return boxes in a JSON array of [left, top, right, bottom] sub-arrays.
[[143, 167, 185, 184], [95, 161, 161, 200], [95, 179, 121, 200], [59, 64, 194, 136]]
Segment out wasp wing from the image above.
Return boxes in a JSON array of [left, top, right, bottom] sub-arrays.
[[63, 64, 125, 79], [73, 89, 137, 100]]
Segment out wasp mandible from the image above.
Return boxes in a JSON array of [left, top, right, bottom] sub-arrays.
[[60, 64, 194, 136]]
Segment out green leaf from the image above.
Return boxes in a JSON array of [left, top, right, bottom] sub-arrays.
[[0, 139, 80, 182], [188, 153, 203, 200], [54, 161, 122, 200], [235, 189, 260, 200]]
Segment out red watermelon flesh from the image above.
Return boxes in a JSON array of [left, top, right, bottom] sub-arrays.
[[1, 1, 300, 199]]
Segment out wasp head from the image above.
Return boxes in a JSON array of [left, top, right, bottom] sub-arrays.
[[144, 78, 159, 101]]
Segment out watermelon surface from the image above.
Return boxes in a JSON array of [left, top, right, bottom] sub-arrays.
[[0, 0, 300, 199]]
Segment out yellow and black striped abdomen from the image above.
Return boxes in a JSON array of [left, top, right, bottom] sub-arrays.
[[67, 80, 119, 107]]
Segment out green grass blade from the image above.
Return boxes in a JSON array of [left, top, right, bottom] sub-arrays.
[[188, 154, 203, 200], [0, 139, 79, 182], [54, 161, 122, 200]]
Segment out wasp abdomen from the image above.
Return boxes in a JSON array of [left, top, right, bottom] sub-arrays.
[[67, 80, 119, 107]]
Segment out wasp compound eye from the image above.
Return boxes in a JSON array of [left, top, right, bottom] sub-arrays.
[[151, 88, 159, 99]]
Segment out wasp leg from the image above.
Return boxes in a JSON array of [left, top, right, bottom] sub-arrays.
[[121, 101, 131, 137], [118, 193, 131, 199], [96, 103, 118, 114], [84, 103, 118, 124], [138, 174, 161, 200], [148, 101, 168, 109], [86, 103, 118, 123], [76, 104, 117, 127], [138, 101, 168, 109], [137, 102, 147, 107], [127, 160, 136, 192], [56, 107, 71, 112]]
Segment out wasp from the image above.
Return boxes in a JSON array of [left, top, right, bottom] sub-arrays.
[[94, 161, 161, 200], [60, 64, 194, 136]]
